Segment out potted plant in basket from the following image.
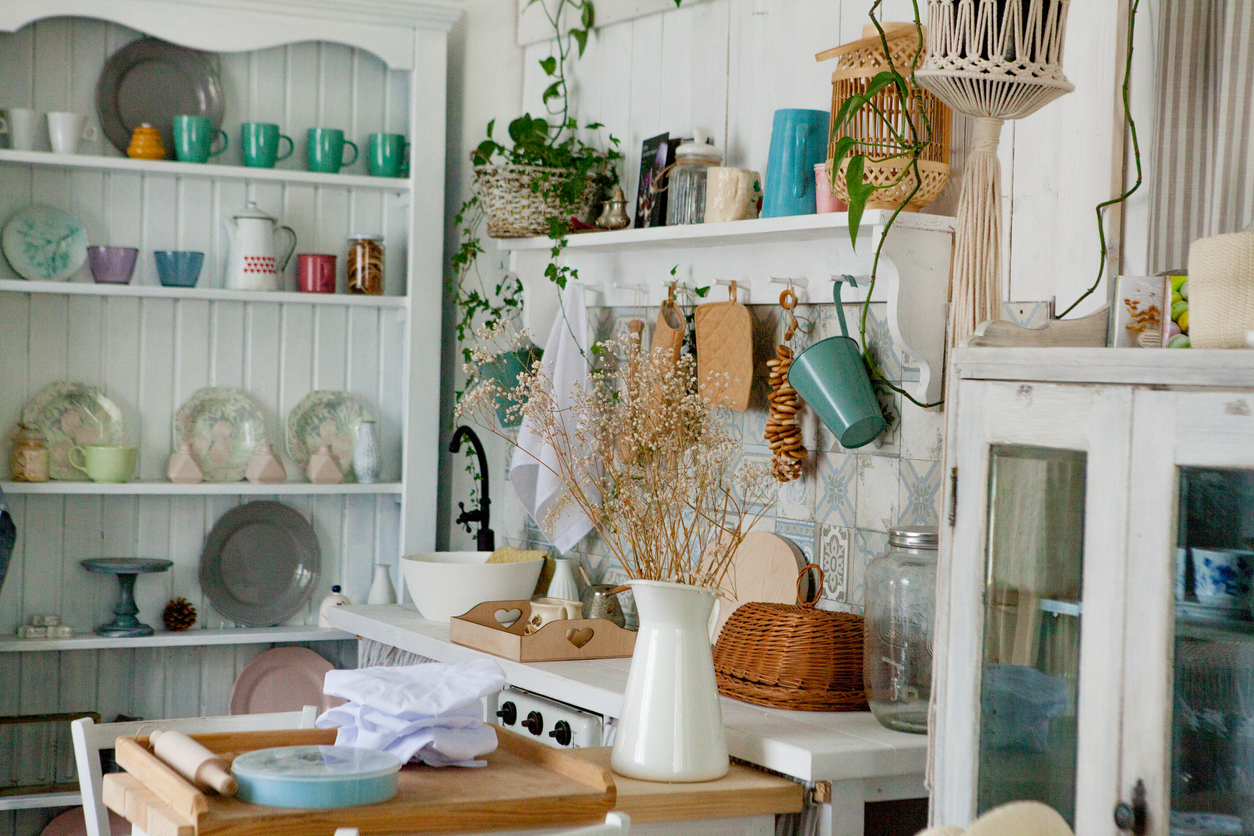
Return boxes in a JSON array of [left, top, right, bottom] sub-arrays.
[[458, 323, 776, 782]]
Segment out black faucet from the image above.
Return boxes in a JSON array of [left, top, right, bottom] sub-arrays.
[[449, 425, 495, 551]]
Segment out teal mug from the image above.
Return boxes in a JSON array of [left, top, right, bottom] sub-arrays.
[[368, 133, 408, 178], [172, 115, 227, 164], [241, 122, 294, 168], [787, 276, 886, 449], [307, 128, 358, 174]]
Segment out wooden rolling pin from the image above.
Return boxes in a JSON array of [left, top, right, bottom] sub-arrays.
[[149, 729, 238, 796]]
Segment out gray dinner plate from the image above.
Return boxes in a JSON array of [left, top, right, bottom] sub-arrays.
[[200, 501, 320, 627], [96, 37, 225, 158]]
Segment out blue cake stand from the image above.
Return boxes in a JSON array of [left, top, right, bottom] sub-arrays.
[[81, 558, 174, 637]]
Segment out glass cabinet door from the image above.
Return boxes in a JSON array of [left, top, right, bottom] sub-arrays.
[[1123, 390, 1254, 836], [934, 381, 1133, 832]]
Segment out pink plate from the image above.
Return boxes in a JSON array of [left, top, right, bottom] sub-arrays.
[[229, 647, 344, 715], [40, 808, 129, 836]]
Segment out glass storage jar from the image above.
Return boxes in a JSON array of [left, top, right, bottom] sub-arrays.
[[10, 423, 48, 482], [665, 129, 722, 226], [864, 525, 938, 733], [347, 234, 384, 295]]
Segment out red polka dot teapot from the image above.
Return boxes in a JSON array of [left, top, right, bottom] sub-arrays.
[[225, 200, 297, 292]]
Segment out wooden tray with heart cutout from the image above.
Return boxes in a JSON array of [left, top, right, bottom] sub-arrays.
[[450, 600, 636, 662]]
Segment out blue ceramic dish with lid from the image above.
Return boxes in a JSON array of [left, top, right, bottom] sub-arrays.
[[231, 745, 402, 808]]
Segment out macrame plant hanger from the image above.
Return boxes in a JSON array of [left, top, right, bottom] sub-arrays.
[[914, 0, 1075, 348]]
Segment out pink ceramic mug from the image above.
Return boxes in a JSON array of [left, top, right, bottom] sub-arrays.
[[297, 253, 337, 293], [814, 163, 847, 214]]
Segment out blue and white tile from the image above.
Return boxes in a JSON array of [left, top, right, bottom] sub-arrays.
[[774, 518, 815, 565], [816, 524, 850, 604], [900, 399, 945, 461], [855, 454, 900, 532], [815, 451, 858, 528], [898, 458, 943, 527], [849, 528, 891, 610], [862, 383, 901, 456], [731, 445, 775, 514], [715, 407, 745, 446], [776, 464, 816, 519]]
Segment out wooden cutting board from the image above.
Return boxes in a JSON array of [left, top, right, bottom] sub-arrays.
[[695, 296, 752, 411], [713, 531, 808, 639]]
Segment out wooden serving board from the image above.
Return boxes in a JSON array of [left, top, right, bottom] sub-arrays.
[[713, 532, 808, 639], [103, 727, 615, 836], [450, 600, 636, 662]]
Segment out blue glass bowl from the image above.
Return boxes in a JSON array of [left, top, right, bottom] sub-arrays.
[[153, 250, 204, 287]]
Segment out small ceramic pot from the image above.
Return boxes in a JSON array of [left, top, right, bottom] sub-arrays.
[[245, 442, 287, 484], [127, 123, 165, 160], [88, 246, 139, 284], [307, 445, 343, 484], [166, 441, 203, 484]]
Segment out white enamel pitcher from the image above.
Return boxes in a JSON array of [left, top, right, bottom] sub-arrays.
[[224, 201, 297, 291]]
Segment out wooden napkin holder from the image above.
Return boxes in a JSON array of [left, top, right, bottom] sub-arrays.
[[450, 600, 636, 662]]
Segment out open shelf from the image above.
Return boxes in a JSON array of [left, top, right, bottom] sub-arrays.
[[0, 791, 81, 812], [1, 481, 403, 496], [0, 625, 352, 652], [0, 278, 408, 307], [0, 148, 410, 192]]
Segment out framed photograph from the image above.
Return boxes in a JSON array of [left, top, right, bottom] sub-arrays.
[[1107, 275, 1165, 347], [634, 133, 670, 229]]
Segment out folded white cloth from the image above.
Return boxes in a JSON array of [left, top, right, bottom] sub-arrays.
[[317, 660, 505, 767], [510, 282, 600, 553]]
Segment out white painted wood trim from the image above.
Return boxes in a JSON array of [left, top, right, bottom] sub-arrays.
[[0, 626, 350, 652], [953, 347, 1254, 386], [0, 280, 408, 308], [0, 150, 410, 191], [516, 0, 716, 46], [0, 481, 403, 495]]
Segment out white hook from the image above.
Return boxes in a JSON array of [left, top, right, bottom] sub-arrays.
[[770, 276, 809, 289]]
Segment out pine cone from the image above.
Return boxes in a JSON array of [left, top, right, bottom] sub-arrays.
[[162, 597, 197, 632]]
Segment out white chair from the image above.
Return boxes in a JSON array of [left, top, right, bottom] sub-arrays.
[[72, 706, 318, 836]]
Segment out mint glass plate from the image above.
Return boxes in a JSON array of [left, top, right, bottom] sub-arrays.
[[286, 391, 373, 482], [20, 383, 125, 481], [174, 387, 266, 482], [2, 205, 89, 282]]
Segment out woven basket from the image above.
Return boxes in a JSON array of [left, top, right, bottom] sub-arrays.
[[713, 565, 868, 712], [831, 156, 950, 212], [473, 164, 599, 238]]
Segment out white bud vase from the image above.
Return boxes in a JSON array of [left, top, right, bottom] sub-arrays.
[[353, 420, 379, 484], [548, 557, 579, 601], [367, 564, 397, 605], [610, 580, 729, 782]]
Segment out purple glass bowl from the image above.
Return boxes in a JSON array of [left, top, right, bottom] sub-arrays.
[[88, 246, 139, 284]]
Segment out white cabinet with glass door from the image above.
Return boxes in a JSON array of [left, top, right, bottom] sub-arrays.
[[933, 348, 1254, 836]]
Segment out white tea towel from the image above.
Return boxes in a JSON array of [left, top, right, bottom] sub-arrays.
[[322, 659, 504, 717], [509, 282, 600, 553]]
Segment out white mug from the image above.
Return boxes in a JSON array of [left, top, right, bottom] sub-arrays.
[[524, 597, 582, 634], [0, 108, 37, 151], [704, 166, 763, 223], [47, 112, 97, 155]]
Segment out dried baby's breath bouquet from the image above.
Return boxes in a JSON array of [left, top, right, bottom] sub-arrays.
[[458, 322, 775, 591]]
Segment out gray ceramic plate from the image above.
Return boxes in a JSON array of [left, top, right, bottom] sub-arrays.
[[200, 501, 320, 627], [96, 38, 225, 158]]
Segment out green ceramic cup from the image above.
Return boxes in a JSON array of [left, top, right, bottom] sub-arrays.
[[367, 133, 408, 178], [172, 115, 227, 164], [307, 128, 359, 174], [69, 445, 138, 483], [241, 122, 294, 168]]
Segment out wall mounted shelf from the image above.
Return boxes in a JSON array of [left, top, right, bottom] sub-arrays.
[[502, 210, 955, 403], [0, 481, 403, 496], [0, 625, 351, 652], [0, 279, 408, 307]]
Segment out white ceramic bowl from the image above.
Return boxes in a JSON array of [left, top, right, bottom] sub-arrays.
[[400, 551, 544, 622]]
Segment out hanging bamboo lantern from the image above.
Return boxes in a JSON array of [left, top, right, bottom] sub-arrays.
[[913, 0, 1074, 346], [818, 23, 952, 213]]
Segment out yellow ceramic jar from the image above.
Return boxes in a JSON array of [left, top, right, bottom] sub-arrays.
[[127, 123, 165, 160]]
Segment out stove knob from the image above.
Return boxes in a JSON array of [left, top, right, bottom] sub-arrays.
[[548, 720, 572, 746], [495, 701, 517, 725], [521, 710, 544, 736]]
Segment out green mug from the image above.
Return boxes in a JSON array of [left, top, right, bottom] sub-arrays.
[[69, 445, 138, 483], [241, 122, 294, 168], [367, 133, 408, 177], [787, 276, 886, 449], [173, 115, 227, 164], [307, 128, 358, 174]]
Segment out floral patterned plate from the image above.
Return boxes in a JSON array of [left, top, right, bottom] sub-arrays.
[[286, 391, 373, 482], [20, 383, 125, 481], [175, 388, 266, 482], [2, 205, 89, 282]]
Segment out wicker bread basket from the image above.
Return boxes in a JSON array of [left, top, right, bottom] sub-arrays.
[[473, 164, 599, 238], [713, 565, 868, 712]]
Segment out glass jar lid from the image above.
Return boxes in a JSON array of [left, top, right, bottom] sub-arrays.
[[348, 234, 383, 242], [888, 526, 938, 549], [674, 127, 722, 162]]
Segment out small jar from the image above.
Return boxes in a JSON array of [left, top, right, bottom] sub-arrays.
[[864, 526, 938, 734], [347, 234, 384, 295], [10, 424, 49, 482], [665, 129, 722, 226]]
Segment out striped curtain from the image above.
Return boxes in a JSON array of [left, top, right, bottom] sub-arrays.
[[1148, 0, 1254, 273]]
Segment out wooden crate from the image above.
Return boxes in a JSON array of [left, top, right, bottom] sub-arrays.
[[449, 601, 636, 662]]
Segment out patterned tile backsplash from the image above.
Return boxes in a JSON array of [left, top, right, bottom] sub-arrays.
[[493, 300, 1046, 615]]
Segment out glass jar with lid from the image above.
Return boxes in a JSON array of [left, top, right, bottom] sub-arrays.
[[864, 525, 938, 733], [347, 234, 384, 295], [665, 128, 722, 226], [10, 423, 49, 482]]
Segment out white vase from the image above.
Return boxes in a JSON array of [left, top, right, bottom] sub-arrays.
[[610, 580, 729, 782], [548, 557, 579, 601], [367, 564, 397, 605], [353, 420, 380, 484]]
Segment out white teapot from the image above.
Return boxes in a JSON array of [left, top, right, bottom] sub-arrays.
[[224, 201, 297, 291]]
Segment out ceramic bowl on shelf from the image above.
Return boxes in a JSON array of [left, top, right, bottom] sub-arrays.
[[154, 250, 204, 287], [87, 246, 139, 284], [400, 551, 544, 623]]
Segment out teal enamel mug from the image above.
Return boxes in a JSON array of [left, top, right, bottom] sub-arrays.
[[787, 277, 886, 449], [307, 128, 358, 173], [762, 109, 830, 218], [241, 122, 294, 168]]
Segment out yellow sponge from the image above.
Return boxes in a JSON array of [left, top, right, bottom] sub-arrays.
[[488, 547, 553, 595]]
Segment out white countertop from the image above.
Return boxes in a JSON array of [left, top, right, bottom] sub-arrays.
[[327, 604, 928, 785]]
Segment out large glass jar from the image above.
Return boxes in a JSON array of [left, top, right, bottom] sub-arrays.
[[864, 526, 938, 733], [665, 129, 722, 226], [347, 234, 384, 295], [10, 423, 48, 482]]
